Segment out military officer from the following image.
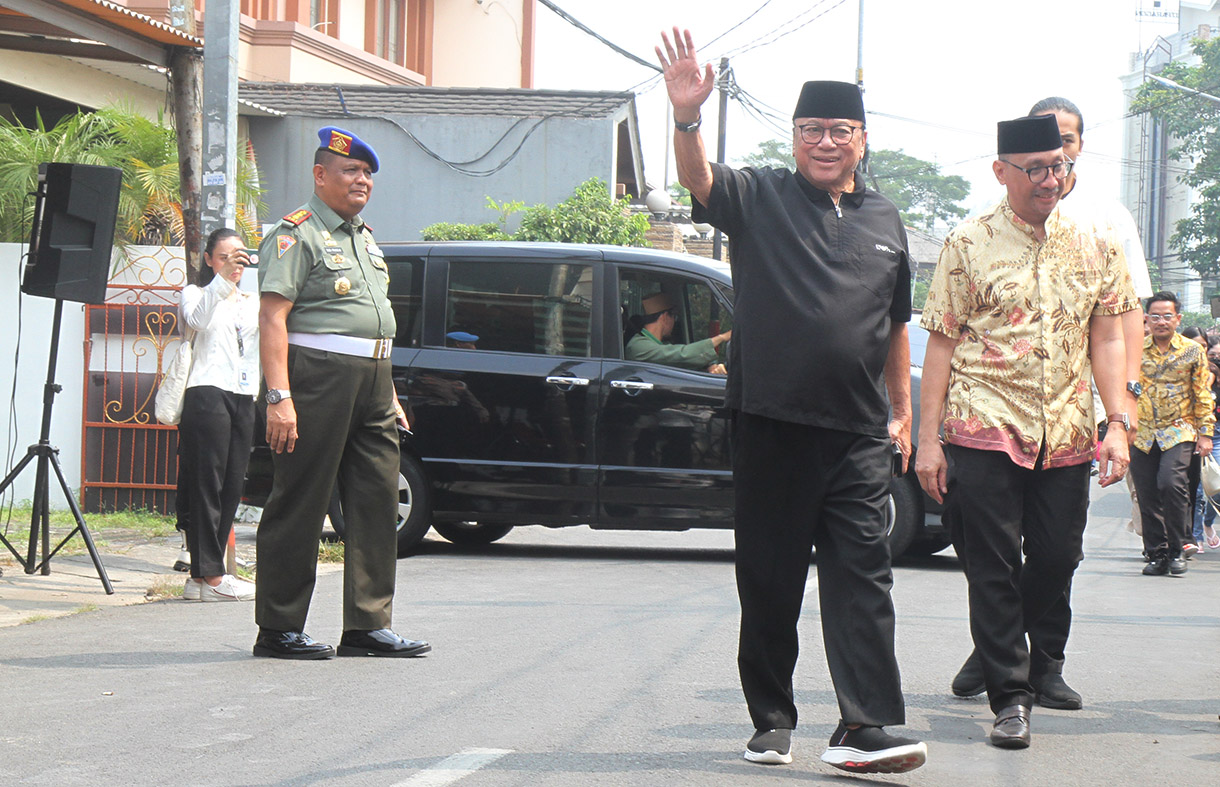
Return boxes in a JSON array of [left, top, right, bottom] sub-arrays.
[[253, 126, 429, 660], [625, 292, 731, 373]]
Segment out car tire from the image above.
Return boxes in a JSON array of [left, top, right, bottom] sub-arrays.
[[395, 454, 433, 556], [886, 473, 922, 561], [432, 520, 514, 545], [902, 535, 953, 557]]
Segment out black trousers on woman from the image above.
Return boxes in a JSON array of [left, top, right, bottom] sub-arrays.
[[733, 412, 905, 732], [178, 386, 255, 579]]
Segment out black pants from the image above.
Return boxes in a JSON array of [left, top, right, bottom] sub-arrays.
[[946, 445, 1089, 714], [1130, 441, 1194, 558], [733, 412, 905, 731], [178, 386, 256, 579], [255, 347, 399, 633]]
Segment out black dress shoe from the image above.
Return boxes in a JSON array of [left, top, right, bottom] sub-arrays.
[[1143, 556, 1169, 575], [951, 649, 985, 697], [253, 629, 335, 660], [990, 704, 1031, 749], [1034, 670, 1082, 710], [337, 628, 431, 658]]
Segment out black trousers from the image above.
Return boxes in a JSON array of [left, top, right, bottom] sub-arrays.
[[733, 412, 905, 731], [178, 386, 256, 579], [946, 445, 1090, 713], [1130, 441, 1194, 558], [255, 347, 399, 633]]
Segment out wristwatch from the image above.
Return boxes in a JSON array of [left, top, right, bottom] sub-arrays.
[[674, 116, 702, 133], [1106, 412, 1130, 432], [265, 388, 292, 405], [1126, 381, 1143, 398]]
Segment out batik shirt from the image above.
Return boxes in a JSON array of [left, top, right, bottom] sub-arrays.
[[921, 197, 1138, 469], [1134, 332, 1215, 452]]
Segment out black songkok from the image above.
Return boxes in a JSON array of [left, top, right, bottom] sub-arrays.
[[792, 81, 865, 121], [996, 115, 1062, 155]]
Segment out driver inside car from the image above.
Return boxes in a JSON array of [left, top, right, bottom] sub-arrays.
[[624, 292, 731, 374]]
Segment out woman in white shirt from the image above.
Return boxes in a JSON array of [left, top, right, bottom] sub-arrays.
[[178, 228, 260, 602]]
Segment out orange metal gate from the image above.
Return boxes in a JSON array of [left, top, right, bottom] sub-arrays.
[[81, 247, 187, 514]]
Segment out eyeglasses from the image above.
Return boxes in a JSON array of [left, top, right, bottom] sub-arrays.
[[796, 123, 862, 146], [999, 158, 1074, 184], [1146, 314, 1178, 323]]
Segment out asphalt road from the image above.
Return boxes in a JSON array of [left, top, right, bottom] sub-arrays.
[[0, 481, 1217, 786]]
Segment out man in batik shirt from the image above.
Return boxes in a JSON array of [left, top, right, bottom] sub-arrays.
[[915, 114, 1137, 750], [1130, 291, 1215, 577]]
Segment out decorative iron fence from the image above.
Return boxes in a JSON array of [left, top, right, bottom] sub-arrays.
[[81, 247, 187, 514]]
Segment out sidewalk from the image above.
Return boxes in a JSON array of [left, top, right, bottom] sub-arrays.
[[0, 523, 271, 628]]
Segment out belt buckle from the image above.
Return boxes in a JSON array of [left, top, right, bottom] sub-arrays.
[[374, 338, 391, 359]]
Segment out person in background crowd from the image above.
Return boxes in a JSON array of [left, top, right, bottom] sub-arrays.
[[178, 228, 259, 602], [625, 292, 731, 374], [659, 27, 926, 774], [1184, 328, 1217, 556], [1130, 293, 1214, 577], [1196, 343, 1220, 551]]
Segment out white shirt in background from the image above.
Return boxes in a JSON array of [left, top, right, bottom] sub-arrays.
[[180, 274, 260, 397]]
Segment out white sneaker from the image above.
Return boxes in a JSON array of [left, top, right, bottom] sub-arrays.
[[183, 578, 202, 601], [200, 574, 256, 602]]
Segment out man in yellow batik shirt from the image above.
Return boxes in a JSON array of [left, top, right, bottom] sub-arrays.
[[916, 114, 1137, 751], [1130, 291, 1215, 577]]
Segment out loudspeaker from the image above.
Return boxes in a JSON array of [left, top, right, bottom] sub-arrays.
[[21, 163, 122, 305]]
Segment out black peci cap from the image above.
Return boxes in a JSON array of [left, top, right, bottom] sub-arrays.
[[792, 81, 865, 122], [997, 115, 1062, 155]]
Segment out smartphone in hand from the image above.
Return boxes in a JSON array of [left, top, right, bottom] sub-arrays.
[[891, 442, 904, 477]]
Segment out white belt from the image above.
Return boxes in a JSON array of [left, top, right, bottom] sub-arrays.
[[287, 332, 392, 359]]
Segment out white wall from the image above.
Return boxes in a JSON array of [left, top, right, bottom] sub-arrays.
[[0, 243, 88, 506]]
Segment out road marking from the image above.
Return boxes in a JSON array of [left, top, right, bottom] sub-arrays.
[[392, 748, 512, 787]]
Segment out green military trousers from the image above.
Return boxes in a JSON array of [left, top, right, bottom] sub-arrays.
[[255, 346, 399, 633]]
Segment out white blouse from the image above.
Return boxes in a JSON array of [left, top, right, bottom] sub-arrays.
[[180, 275, 260, 397]]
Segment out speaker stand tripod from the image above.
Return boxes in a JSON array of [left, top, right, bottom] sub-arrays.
[[0, 300, 113, 594]]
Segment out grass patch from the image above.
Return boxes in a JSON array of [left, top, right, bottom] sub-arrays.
[[318, 541, 345, 563], [146, 574, 186, 600], [0, 506, 177, 557]]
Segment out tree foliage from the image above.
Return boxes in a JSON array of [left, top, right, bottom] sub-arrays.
[[733, 139, 969, 232], [0, 106, 264, 247], [421, 178, 651, 246], [1132, 36, 1220, 277]]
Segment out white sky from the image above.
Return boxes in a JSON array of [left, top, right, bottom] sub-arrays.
[[532, 0, 1182, 220]]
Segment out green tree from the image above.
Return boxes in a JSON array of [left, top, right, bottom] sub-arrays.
[[1132, 36, 1220, 277], [0, 106, 264, 247], [737, 138, 795, 171], [421, 178, 651, 247], [868, 149, 970, 232], [668, 181, 691, 207]]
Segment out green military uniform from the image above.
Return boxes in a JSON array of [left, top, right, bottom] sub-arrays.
[[254, 194, 399, 633], [625, 328, 719, 371]]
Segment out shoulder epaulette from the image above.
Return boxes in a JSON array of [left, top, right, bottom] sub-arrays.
[[282, 208, 312, 226]]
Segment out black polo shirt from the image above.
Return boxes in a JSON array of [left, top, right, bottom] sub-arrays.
[[692, 164, 912, 437]]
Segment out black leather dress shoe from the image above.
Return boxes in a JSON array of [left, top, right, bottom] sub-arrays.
[[337, 628, 431, 657], [253, 629, 335, 660], [951, 649, 985, 697], [990, 704, 1031, 749]]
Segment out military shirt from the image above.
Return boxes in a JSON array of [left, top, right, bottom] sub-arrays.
[[258, 194, 396, 339], [625, 329, 719, 371]]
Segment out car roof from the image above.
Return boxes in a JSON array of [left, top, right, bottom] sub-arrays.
[[379, 241, 733, 283]]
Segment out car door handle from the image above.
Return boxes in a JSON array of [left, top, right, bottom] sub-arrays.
[[610, 379, 655, 394], [545, 375, 590, 390]]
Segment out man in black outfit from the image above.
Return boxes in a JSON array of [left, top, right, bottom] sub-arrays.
[[657, 28, 926, 775]]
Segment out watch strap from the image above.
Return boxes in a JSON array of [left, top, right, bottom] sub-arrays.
[[674, 116, 702, 133]]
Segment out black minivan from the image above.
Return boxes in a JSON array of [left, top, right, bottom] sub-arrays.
[[244, 242, 948, 559]]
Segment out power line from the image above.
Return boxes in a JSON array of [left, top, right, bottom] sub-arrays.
[[536, 0, 660, 73]]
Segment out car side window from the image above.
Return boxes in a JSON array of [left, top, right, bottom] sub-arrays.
[[445, 260, 594, 357], [388, 257, 424, 347], [618, 268, 733, 366]]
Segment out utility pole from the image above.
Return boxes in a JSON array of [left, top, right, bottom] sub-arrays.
[[713, 56, 730, 261], [167, 1, 201, 276], [856, 0, 869, 177], [202, 0, 240, 246]]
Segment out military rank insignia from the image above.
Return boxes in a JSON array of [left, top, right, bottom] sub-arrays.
[[277, 235, 297, 258], [328, 129, 353, 156], [282, 208, 311, 226]]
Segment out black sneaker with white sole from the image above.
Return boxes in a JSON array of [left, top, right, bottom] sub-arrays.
[[821, 722, 927, 774], [744, 728, 792, 764]]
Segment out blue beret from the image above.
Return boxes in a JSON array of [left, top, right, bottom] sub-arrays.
[[317, 126, 380, 173], [446, 331, 479, 343]]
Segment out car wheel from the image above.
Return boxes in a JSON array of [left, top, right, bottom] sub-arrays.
[[395, 454, 433, 556], [886, 473, 922, 561], [432, 520, 514, 545]]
